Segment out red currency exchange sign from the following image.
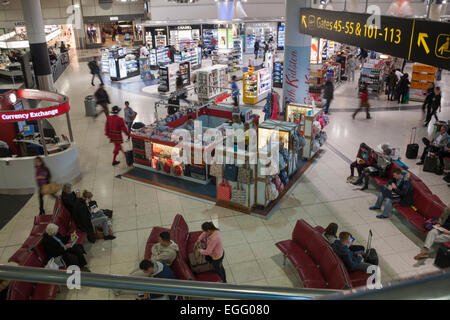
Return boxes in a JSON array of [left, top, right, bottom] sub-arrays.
[[0, 103, 70, 122]]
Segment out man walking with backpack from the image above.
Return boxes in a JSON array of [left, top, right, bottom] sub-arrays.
[[88, 57, 104, 86], [94, 84, 110, 119]]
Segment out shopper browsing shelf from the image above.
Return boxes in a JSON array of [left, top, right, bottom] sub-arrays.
[[124, 101, 137, 141]]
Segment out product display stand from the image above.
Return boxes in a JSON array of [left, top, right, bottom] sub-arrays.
[[174, 47, 202, 70], [285, 103, 328, 160], [179, 61, 191, 86], [243, 68, 272, 104], [359, 60, 384, 97], [309, 64, 326, 106], [410, 63, 437, 102], [273, 61, 283, 88], [158, 63, 178, 93], [196, 65, 228, 101]]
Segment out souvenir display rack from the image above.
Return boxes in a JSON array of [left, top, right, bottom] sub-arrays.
[[256, 120, 301, 207], [410, 63, 437, 102], [309, 64, 326, 105], [179, 61, 191, 87], [174, 47, 202, 70], [285, 103, 328, 159]]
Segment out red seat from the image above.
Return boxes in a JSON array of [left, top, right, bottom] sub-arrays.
[[8, 248, 32, 265], [33, 215, 53, 226], [30, 224, 47, 236], [31, 283, 58, 300], [349, 270, 371, 288], [22, 235, 41, 249]]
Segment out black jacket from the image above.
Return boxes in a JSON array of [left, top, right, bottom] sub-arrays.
[[42, 232, 70, 259], [324, 82, 334, 100], [73, 198, 96, 243], [332, 240, 362, 272], [61, 191, 77, 214], [430, 94, 441, 111], [389, 172, 414, 207], [94, 88, 110, 105]]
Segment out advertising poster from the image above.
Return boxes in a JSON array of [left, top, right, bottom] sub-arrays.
[[227, 29, 233, 49], [118, 58, 127, 79], [310, 38, 319, 64], [218, 28, 227, 49], [109, 59, 117, 78]]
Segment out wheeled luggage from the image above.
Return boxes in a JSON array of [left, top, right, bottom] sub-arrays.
[[406, 127, 419, 159]]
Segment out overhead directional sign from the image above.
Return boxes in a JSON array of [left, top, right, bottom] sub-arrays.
[[299, 8, 450, 70]]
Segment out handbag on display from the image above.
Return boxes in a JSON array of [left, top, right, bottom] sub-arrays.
[[174, 165, 183, 176], [210, 163, 223, 177], [237, 164, 254, 184], [217, 179, 232, 201], [41, 182, 59, 195], [224, 164, 238, 181], [265, 182, 279, 201], [273, 175, 284, 193], [231, 182, 247, 206]]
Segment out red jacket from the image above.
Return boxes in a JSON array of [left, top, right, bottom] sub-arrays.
[[356, 149, 375, 166], [105, 115, 129, 143]]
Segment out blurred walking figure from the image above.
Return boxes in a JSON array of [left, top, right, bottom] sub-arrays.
[[352, 83, 371, 120], [94, 84, 110, 119]]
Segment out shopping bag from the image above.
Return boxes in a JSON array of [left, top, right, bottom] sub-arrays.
[[231, 183, 247, 206], [217, 179, 231, 201], [265, 182, 279, 201], [210, 164, 223, 177], [237, 164, 254, 184], [223, 164, 238, 181], [41, 182, 59, 195]]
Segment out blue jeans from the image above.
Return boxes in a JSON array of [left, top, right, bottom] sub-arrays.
[[324, 99, 331, 114], [374, 192, 400, 218]]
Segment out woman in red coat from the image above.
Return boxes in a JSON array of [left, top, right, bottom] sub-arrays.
[[105, 106, 130, 166], [349, 143, 375, 179]]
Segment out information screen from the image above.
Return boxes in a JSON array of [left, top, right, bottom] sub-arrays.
[[299, 8, 450, 70]]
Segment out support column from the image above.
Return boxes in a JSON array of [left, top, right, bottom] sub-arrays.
[[429, 3, 442, 21], [21, 0, 54, 91], [72, 0, 86, 50], [283, 0, 312, 108], [347, 0, 359, 12]]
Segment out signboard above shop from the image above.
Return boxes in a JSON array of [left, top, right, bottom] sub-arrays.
[[299, 8, 450, 70]]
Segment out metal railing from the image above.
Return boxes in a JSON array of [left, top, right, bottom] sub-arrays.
[[1, 264, 449, 300], [0, 264, 337, 300]]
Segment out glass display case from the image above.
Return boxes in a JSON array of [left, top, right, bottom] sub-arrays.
[[158, 63, 178, 93], [273, 61, 283, 88], [108, 47, 140, 81]]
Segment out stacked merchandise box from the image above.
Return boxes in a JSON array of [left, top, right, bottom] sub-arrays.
[[309, 64, 326, 105], [410, 64, 436, 102], [285, 103, 328, 159], [243, 68, 272, 104], [197, 65, 228, 100], [158, 63, 178, 93], [277, 23, 285, 50], [359, 60, 384, 97], [273, 62, 283, 88], [233, 38, 243, 62]]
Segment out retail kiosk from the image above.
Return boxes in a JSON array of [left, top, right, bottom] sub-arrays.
[[196, 65, 228, 101], [102, 46, 140, 81], [0, 89, 81, 194]]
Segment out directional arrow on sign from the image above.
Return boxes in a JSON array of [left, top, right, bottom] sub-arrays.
[[417, 33, 430, 54], [302, 15, 307, 29]]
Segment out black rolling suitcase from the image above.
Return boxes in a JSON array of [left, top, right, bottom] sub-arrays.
[[434, 244, 450, 269], [365, 248, 379, 265], [406, 127, 419, 159], [125, 150, 134, 166]]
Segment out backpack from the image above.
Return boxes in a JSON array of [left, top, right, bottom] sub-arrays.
[[88, 61, 96, 74]]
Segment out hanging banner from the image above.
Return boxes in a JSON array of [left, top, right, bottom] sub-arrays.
[[299, 8, 450, 70]]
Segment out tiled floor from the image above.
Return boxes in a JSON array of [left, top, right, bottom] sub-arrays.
[[0, 50, 449, 300]]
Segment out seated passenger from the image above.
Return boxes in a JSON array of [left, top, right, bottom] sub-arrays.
[[323, 223, 365, 252], [332, 232, 374, 272], [82, 190, 115, 240], [414, 205, 450, 260], [416, 125, 449, 166], [72, 189, 97, 243], [139, 259, 177, 300], [357, 144, 393, 191], [151, 231, 179, 266], [369, 168, 413, 219], [349, 143, 375, 180], [61, 183, 77, 213], [437, 141, 450, 173], [42, 223, 90, 272]]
